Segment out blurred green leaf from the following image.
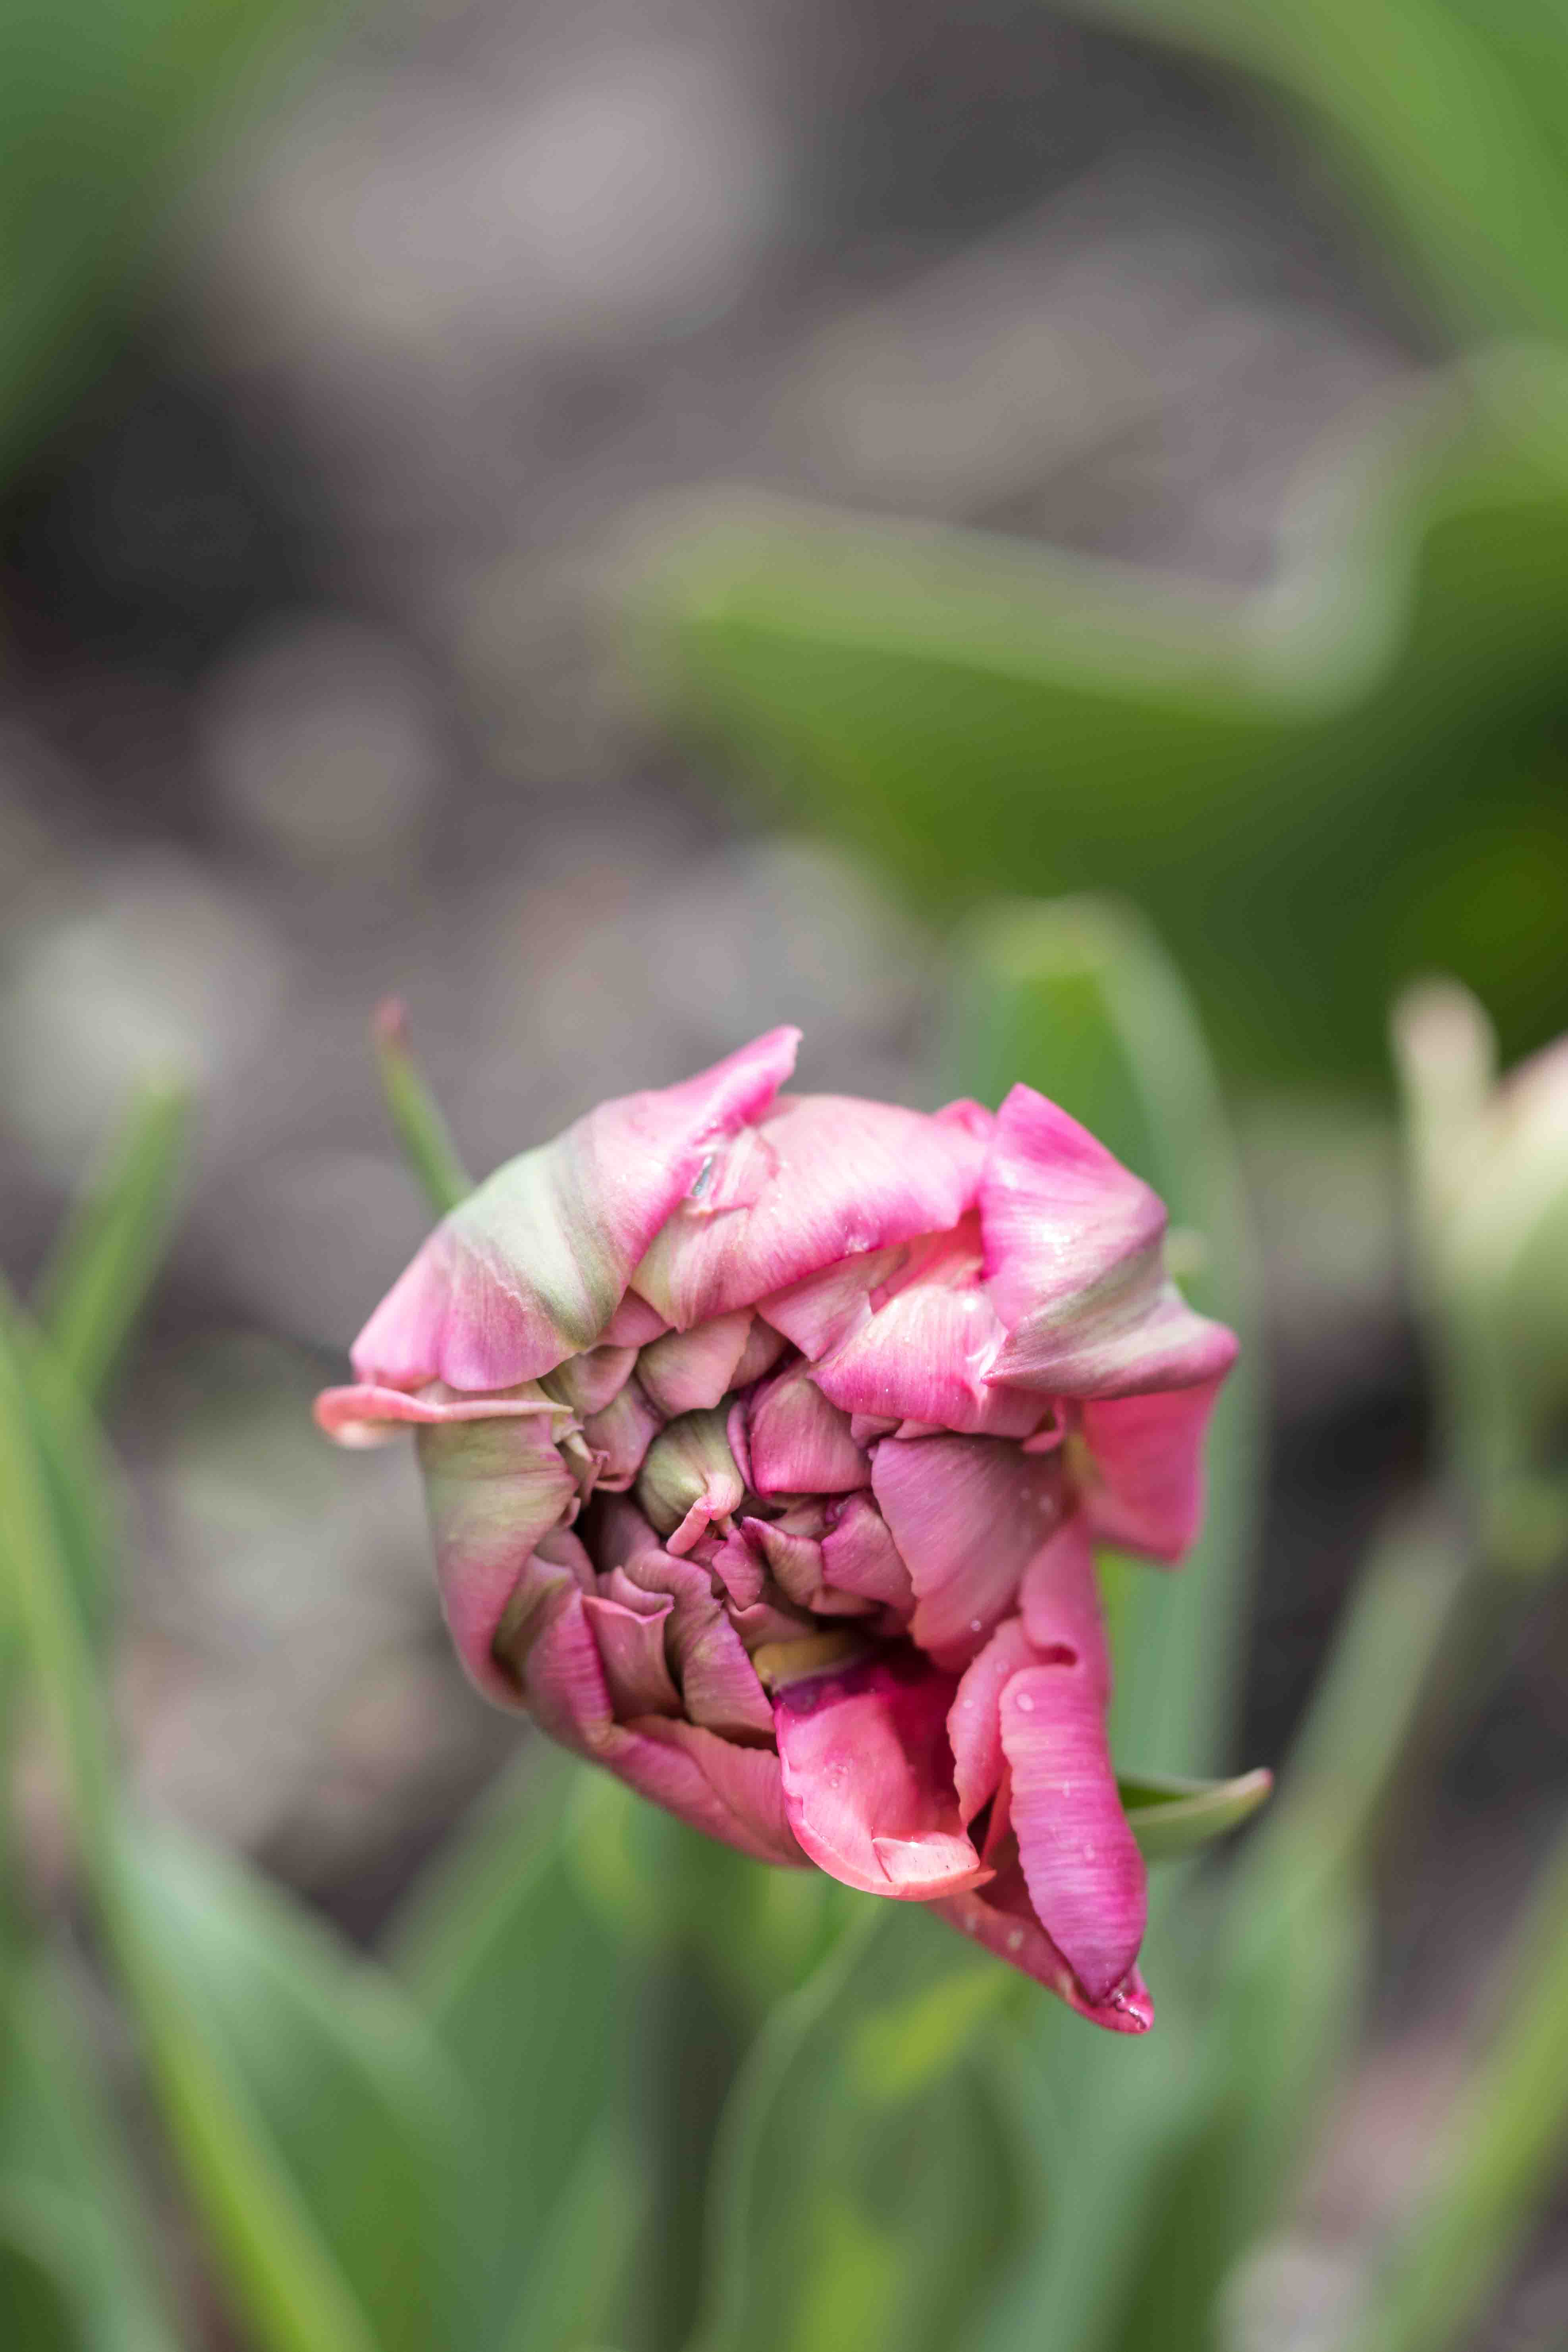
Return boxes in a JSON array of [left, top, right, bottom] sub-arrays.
[[1345, 1813, 1568, 2352], [691, 1902, 1026, 2352], [622, 349, 1568, 1083], [1068, 0, 1568, 341], [372, 1001, 472, 1219], [0, 2186, 90, 2352], [496, 2124, 647, 2352], [0, 0, 329, 485], [940, 893, 1263, 1779], [388, 1746, 646, 2350], [1118, 1769, 1273, 1862], [0, 1296, 387, 2352], [0, 1950, 186, 2351], [34, 1080, 191, 1408], [122, 1825, 476, 2352]]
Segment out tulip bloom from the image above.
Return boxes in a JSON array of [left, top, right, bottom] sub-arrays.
[[318, 1029, 1236, 2031]]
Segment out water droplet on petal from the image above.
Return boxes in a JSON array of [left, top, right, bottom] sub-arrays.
[[1016, 1692, 1034, 1713]]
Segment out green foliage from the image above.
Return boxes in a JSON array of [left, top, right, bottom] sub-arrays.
[[35, 1081, 190, 1408], [691, 1903, 1026, 2352], [372, 1003, 473, 1220], [0, 0, 327, 486], [623, 347, 1568, 1086]]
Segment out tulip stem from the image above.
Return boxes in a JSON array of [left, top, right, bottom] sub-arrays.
[[372, 999, 473, 1216]]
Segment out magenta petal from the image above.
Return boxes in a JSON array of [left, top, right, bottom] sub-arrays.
[[773, 1651, 988, 1899], [616, 1545, 773, 1739], [746, 1362, 869, 1497], [1001, 1664, 1146, 2004], [981, 1084, 1237, 1398], [416, 1416, 579, 1705], [819, 1492, 915, 1613], [1018, 1516, 1111, 1697], [611, 1717, 801, 1867], [582, 1592, 682, 1717], [633, 1095, 987, 1330], [947, 1615, 1035, 1826], [351, 1026, 800, 1393], [1077, 1378, 1227, 1563], [871, 1434, 1066, 1668], [935, 1872, 1153, 2032]]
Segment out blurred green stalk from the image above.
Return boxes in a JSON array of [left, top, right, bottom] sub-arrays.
[[374, 1001, 472, 1217]]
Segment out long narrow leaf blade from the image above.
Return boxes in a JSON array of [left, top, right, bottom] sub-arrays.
[[33, 1082, 190, 1407]]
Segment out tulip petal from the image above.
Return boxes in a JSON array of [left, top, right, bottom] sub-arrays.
[[582, 1591, 682, 1717], [581, 1378, 664, 1491], [542, 1345, 639, 1418], [746, 1361, 869, 1497], [614, 1541, 774, 1739], [314, 1380, 567, 1447], [818, 1491, 915, 1613], [772, 1650, 988, 1899], [352, 1026, 800, 1393], [791, 1219, 1044, 1438], [633, 1095, 987, 1330], [947, 1615, 1035, 1827], [635, 1407, 746, 1553], [1000, 1523, 1145, 2005], [1075, 1379, 1227, 1563], [636, 1312, 756, 1416], [981, 1085, 1236, 1397], [936, 1868, 1153, 2032], [871, 1434, 1066, 1667], [416, 1416, 580, 1704]]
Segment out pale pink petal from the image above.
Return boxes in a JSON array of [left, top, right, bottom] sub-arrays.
[[352, 1027, 800, 1393], [732, 1317, 790, 1389], [818, 1491, 914, 1612], [800, 1219, 1043, 1438], [636, 1312, 756, 1416], [580, 1379, 663, 1490], [936, 1867, 1153, 2032], [314, 1381, 565, 1448], [542, 1345, 639, 1418], [601, 1292, 668, 1347], [417, 1416, 580, 1704], [582, 1592, 681, 1717], [1075, 1379, 1227, 1563], [742, 1515, 879, 1618], [772, 1651, 988, 1899], [760, 1246, 904, 1361], [746, 1361, 868, 1496], [871, 1434, 1067, 1668], [633, 1095, 986, 1330], [947, 1615, 1034, 1826], [981, 1084, 1237, 1397], [707, 1526, 767, 1609], [634, 1407, 746, 1553]]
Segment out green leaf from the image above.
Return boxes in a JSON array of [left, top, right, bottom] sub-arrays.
[[1067, 0, 1568, 341], [388, 1747, 646, 2350], [1118, 1769, 1273, 1862], [0, 1950, 186, 2351], [496, 2124, 648, 2352], [33, 1080, 191, 1407], [690, 1902, 1027, 2352], [0, 1291, 382, 2352], [122, 1825, 476, 2352], [373, 1000, 472, 1217], [1344, 1813, 1568, 2352], [0, 2186, 90, 2352], [620, 353, 1568, 1084]]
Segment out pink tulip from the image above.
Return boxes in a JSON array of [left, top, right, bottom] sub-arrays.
[[318, 1029, 1236, 2032]]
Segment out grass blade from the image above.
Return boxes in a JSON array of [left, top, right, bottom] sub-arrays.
[[373, 1001, 471, 1217], [33, 1082, 190, 1407]]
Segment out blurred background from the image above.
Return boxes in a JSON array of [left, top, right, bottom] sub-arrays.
[[3, 0, 1567, 2342]]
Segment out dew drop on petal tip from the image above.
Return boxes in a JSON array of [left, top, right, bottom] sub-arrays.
[[1006, 1928, 1024, 1953], [1016, 1692, 1034, 1712]]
